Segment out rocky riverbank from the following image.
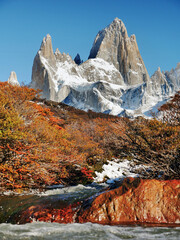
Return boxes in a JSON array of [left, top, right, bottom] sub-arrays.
[[18, 178, 180, 226]]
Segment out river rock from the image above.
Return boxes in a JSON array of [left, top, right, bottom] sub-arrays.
[[77, 178, 180, 225], [18, 178, 180, 226]]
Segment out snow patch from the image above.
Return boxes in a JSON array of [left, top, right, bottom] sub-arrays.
[[85, 58, 119, 72], [137, 63, 142, 67], [94, 159, 148, 183]]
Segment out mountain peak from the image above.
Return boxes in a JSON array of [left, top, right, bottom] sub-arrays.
[[113, 17, 121, 22], [88, 18, 127, 60], [110, 17, 126, 30], [110, 17, 124, 26], [40, 34, 52, 50], [89, 18, 149, 85], [176, 62, 180, 70], [157, 67, 161, 72], [7, 71, 20, 86], [55, 48, 61, 55], [31, 19, 180, 118], [39, 34, 55, 61], [105, 18, 127, 37], [74, 53, 83, 65]]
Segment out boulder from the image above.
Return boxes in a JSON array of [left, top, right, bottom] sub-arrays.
[[18, 178, 180, 226], [77, 178, 180, 225]]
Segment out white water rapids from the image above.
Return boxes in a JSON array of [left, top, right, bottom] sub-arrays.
[[0, 222, 179, 240], [0, 182, 179, 239]]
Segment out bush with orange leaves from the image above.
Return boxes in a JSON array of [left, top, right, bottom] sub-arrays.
[[0, 82, 89, 191]]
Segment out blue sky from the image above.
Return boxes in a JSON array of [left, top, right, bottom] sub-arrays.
[[0, 0, 179, 84]]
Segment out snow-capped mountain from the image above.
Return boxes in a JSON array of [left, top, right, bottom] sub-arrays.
[[31, 18, 180, 117], [7, 71, 20, 86]]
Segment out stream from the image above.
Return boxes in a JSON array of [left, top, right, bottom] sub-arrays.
[[0, 184, 179, 240]]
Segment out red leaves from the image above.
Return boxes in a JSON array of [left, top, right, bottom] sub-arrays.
[[81, 167, 93, 180]]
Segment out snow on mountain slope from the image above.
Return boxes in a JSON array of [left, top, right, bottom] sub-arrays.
[[79, 58, 124, 85]]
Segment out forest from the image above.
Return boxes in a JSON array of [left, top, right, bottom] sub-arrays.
[[0, 82, 179, 192]]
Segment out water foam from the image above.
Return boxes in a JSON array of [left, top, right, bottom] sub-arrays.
[[0, 222, 179, 240]]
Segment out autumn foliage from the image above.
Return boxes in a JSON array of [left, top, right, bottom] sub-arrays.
[[0, 82, 89, 190], [158, 91, 180, 125], [0, 82, 179, 191]]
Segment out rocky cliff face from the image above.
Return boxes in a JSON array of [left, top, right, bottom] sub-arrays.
[[31, 18, 180, 117], [7, 71, 20, 86], [89, 18, 150, 86], [31, 30, 125, 114], [31, 34, 56, 100]]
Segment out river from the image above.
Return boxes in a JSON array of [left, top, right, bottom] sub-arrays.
[[0, 184, 179, 240], [1, 222, 180, 240]]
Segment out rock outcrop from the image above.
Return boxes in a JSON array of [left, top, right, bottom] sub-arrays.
[[78, 178, 180, 225], [7, 71, 20, 86], [148, 67, 173, 98], [19, 178, 180, 226], [89, 18, 150, 85], [39, 34, 56, 63], [31, 34, 56, 100], [74, 53, 83, 65], [165, 63, 180, 91], [31, 18, 180, 117]]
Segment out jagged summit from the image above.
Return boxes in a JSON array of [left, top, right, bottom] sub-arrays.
[[108, 17, 127, 34], [31, 19, 180, 117], [39, 34, 55, 61], [74, 54, 83, 65], [157, 67, 161, 72], [55, 48, 61, 55], [150, 67, 170, 95], [88, 18, 127, 59], [113, 17, 122, 22], [7, 71, 20, 86], [89, 18, 149, 85]]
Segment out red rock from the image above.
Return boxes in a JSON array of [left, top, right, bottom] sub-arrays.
[[18, 178, 180, 226], [77, 178, 180, 225], [19, 203, 80, 224]]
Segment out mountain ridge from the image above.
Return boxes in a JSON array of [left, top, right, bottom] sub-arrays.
[[31, 18, 180, 117]]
